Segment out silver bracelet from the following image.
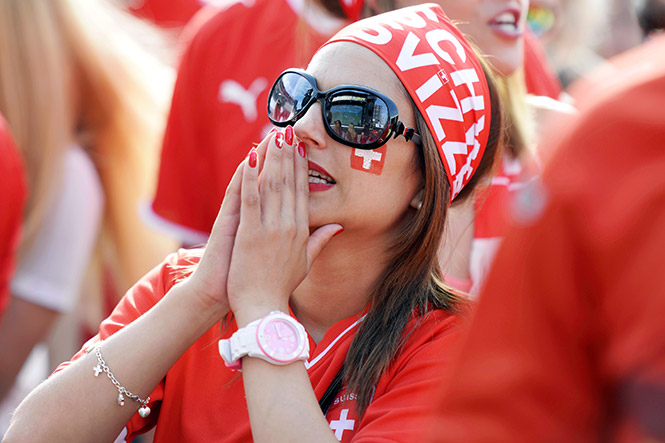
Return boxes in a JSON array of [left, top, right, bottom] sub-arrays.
[[93, 341, 151, 418]]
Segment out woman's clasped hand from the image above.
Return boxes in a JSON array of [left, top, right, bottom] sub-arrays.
[[190, 127, 342, 327]]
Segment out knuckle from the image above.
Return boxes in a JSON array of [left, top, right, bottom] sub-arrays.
[[284, 147, 295, 159], [269, 179, 283, 192], [265, 222, 280, 238], [282, 219, 296, 233], [244, 194, 260, 207]]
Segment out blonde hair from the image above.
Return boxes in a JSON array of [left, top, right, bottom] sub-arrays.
[[496, 68, 534, 158], [0, 0, 176, 294]]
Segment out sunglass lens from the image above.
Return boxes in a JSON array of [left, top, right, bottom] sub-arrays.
[[326, 92, 390, 146], [269, 72, 314, 124]]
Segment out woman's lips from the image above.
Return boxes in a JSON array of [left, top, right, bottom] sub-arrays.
[[308, 160, 336, 192], [488, 8, 524, 39]]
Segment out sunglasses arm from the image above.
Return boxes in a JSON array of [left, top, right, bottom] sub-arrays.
[[393, 122, 422, 146]]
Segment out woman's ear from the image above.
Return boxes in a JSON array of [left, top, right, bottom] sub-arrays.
[[409, 188, 424, 211]]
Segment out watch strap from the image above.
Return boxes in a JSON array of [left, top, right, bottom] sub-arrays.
[[218, 311, 309, 371]]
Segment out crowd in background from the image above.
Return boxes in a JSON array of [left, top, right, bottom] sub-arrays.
[[1, 0, 664, 441]]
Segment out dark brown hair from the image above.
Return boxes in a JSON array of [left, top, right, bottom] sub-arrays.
[[342, 60, 504, 415], [312, 0, 347, 18]]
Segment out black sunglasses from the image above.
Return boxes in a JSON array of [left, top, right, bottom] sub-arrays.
[[267, 69, 421, 150]]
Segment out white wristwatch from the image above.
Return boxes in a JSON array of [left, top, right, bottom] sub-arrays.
[[218, 311, 309, 371]]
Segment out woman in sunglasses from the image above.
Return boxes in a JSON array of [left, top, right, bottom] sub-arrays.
[[6, 5, 503, 442]]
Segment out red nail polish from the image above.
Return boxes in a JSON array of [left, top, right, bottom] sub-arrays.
[[268, 127, 278, 135], [298, 142, 306, 158], [248, 149, 257, 168], [333, 228, 344, 237], [275, 132, 284, 149], [285, 126, 293, 145]]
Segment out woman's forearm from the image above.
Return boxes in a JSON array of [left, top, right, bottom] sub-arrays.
[[4, 279, 228, 442], [242, 358, 338, 443]]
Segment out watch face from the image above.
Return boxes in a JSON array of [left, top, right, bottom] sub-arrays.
[[257, 315, 306, 363]]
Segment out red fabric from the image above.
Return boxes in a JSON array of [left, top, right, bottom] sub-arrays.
[[151, 0, 341, 237], [429, 35, 665, 442], [0, 115, 27, 319], [59, 249, 462, 442], [473, 154, 529, 240], [324, 4, 492, 201], [523, 29, 562, 99], [339, 0, 364, 21], [128, 0, 201, 28]]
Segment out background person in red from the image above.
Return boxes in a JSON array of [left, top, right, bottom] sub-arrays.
[[147, 0, 348, 245], [0, 114, 26, 322], [118, 0, 202, 30], [428, 33, 665, 442]]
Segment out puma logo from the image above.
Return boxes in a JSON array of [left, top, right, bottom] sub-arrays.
[[218, 78, 268, 122]]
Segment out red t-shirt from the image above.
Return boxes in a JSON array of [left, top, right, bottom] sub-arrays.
[[124, 0, 202, 28], [61, 249, 462, 442], [429, 35, 665, 442], [467, 154, 533, 295], [473, 154, 530, 240], [150, 0, 344, 243], [0, 115, 26, 319]]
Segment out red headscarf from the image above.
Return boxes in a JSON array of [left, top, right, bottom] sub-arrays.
[[324, 4, 492, 201]]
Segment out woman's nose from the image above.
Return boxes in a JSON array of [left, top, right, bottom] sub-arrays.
[[293, 101, 328, 150]]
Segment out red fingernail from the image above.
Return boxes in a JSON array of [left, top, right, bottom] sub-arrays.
[[285, 126, 293, 145], [275, 132, 284, 149], [268, 127, 278, 135], [333, 228, 344, 237], [248, 149, 257, 168], [298, 142, 306, 158]]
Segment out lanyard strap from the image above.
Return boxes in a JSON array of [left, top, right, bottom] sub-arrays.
[[318, 364, 344, 415]]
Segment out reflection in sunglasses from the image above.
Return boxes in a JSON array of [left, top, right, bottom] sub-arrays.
[[268, 69, 421, 149]]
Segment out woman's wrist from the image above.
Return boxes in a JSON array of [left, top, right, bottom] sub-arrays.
[[232, 296, 289, 328], [169, 279, 230, 329]]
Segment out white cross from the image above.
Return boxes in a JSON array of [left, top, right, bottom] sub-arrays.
[[93, 364, 102, 377], [354, 149, 382, 170], [329, 408, 355, 440]]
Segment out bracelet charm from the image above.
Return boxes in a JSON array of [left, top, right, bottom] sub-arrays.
[[92, 341, 151, 418]]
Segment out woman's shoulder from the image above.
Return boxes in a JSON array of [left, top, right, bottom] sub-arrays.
[[369, 309, 464, 406], [81, 248, 204, 338], [112, 247, 203, 311], [394, 308, 463, 364], [155, 247, 204, 289], [415, 308, 462, 340]]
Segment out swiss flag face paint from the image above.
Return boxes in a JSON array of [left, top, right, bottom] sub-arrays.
[[350, 145, 387, 175], [322, 4, 492, 201]]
